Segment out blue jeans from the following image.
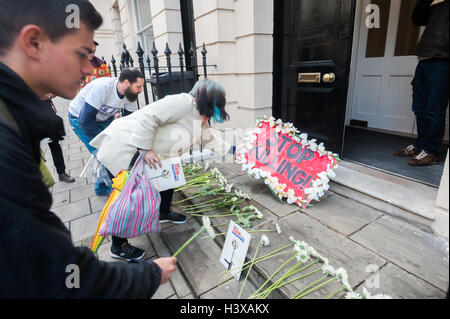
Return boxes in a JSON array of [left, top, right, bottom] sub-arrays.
[[412, 58, 449, 154], [68, 113, 113, 194]]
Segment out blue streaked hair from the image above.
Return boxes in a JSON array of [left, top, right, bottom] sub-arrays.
[[189, 79, 229, 124]]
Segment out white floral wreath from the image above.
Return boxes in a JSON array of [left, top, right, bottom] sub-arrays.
[[236, 116, 340, 206]]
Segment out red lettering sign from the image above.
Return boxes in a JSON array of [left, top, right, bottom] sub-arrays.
[[236, 117, 340, 208]]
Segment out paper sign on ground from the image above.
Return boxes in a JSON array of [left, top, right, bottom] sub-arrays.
[[219, 221, 251, 280], [144, 157, 186, 191]]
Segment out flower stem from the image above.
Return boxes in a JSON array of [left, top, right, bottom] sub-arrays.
[[326, 287, 344, 299], [172, 227, 205, 257], [292, 276, 335, 299], [239, 242, 261, 299], [256, 266, 322, 299], [250, 254, 297, 298], [255, 260, 320, 299]]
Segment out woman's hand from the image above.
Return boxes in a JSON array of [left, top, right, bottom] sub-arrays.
[[144, 149, 162, 170]]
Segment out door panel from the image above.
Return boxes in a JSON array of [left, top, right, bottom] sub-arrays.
[[351, 0, 420, 134], [273, 0, 356, 155]]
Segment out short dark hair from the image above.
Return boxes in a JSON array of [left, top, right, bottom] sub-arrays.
[[119, 68, 144, 84], [0, 0, 103, 55]]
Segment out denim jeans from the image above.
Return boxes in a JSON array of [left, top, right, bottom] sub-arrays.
[[68, 113, 113, 194], [412, 58, 449, 154]]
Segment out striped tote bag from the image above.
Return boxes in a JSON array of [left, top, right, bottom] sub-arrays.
[[99, 152, 161, 238]]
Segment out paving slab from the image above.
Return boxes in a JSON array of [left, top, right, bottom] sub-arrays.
[[51, 177, 87, 194], [243, 212, 387, 299], [89, 195, 109, 213], [70, 185, 95, 203], [200, 276, 258, 299], [355, 262, 446, 299], [51, 190, 70, 210], [160, 219, 248, 296], [350, 215, 449, 291], [228, 174, 299, 218], [70, 211, 101, 243], [52, 199, 90, 223], [148, 233, 195, 298], [300, 192, 384, 236]]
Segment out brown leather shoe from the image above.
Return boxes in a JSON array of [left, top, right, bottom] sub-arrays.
[[408, 151, 439, 166], [58, 172, 75, 183], [393, 145, 421, 157]]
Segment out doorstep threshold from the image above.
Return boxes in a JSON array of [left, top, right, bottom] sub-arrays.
[[331, 160, 438, 220]]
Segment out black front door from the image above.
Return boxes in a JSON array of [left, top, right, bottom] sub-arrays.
[[273, 0, 356, 155]]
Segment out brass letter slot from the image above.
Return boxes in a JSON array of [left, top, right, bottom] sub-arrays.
[[298, 73, 321, 83]]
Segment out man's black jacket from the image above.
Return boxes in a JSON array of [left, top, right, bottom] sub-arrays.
[[0, 61, 161, 298], [413, 0, 449, 59]]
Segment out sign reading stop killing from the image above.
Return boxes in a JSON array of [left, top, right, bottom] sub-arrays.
[[237, 117, 340, 208]]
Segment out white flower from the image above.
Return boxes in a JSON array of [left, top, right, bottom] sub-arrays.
[[342, 279, 353, 292], [202, 216, 216, 239], [235, 189, 250, 200], [275, 223, 281, 234], [293, 241, 309, 255], [335, 267, 348, 284], [295, 248, 310, 263], [225, 183, 233, 193], [322, 264, 336, 276], [231, 196, 239, 202], [327, 164, 336, 178], [249, 205, 263, 219], [203, 162, 210, 171], [299, 133, 308, 140], [345, 291, 362, 299], [260, 235, 270, 246], [317, 255, 329, 265], [286, 188, 297, 204], [307, 246, 318, 258]]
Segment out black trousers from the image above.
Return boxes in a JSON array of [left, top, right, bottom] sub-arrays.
[[111, 188, 175, 248], [48, 139, 66, 174]]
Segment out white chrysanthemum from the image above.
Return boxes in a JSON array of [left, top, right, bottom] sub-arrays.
[[260, 235, 270, 246], [275, 223, 281, 234], [203, 162, 210, 171], [295, 249, 310, 263], [342, 279, 353, 292], [235, 189, 250, 200], [345, 291, 362, 299], [231, 196, 239, 202], [225, 183, 233, 193], [202, 216, 216, 239], [326, 164, 336, 178], [322, 264, 336, 276], [307, 246, 318, 258], [317, 255, 329, 265], [335, 267, 348, 284]]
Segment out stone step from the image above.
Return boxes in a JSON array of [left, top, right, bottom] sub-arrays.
[[331, 161, 438, 222]]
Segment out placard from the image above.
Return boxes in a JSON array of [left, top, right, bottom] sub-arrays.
[[236, 117, 340, 208], [144, 157, 186, 191], [220, 221, 251, 281]]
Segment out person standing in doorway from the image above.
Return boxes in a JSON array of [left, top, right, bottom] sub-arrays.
[[394, 0, 449, 166]]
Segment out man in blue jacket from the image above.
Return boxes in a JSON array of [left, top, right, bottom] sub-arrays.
[[0, 0, 177, 298]]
